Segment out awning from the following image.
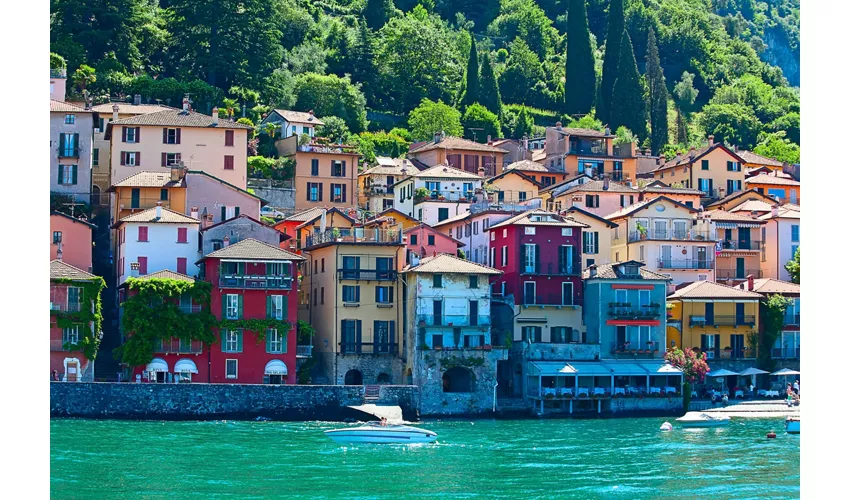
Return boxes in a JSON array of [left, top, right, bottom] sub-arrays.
[[714, 222, 763, 229], [738, 367, 769, 376], [771, 368, 800, 376], [710, 369, 739, 377], [603, 362, 650, 376], [264, 359, 288, 375], [569, 362, 615, 376], [174, 359, 198, 374], [640, 362, 684, 376], [528, 362, 577, 376], [146, 358, 169, 373]]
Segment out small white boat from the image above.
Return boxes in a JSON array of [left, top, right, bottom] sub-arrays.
[[675, 412, 730, 428], [324, 422, 437, 444], [785, 417, 800, 434], [660, 422, 673, 431]]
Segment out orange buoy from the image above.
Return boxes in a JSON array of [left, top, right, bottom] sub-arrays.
[[767, 431, 777, 439]]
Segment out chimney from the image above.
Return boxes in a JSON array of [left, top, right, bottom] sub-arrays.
[[523, 135, 529, 152], [182, 95, 190, 112], [603, 177, 610, 191], [733, 145, 738, 152], [708, 135, 714, 146], [170, 165, 183, 182], [212, 107, 219, 125], [56, 242, 63, 261], [190, 206, 199, 220], [688, 146, 696, 160], [205, 213, 214, 229], [718, 188, 726, 198], [659, 154, 666, 165], [747, 274, 754, 291], [588, 264, 597, 278], [223, 235, 230, 247], [434, 131, 442, 144], [605, 127, 611, 136], [308, 110, 314, 121], [487, 135, 492, 144], [133, 94, 141, 106], [155, 201, 163, 219], [556, 121, 562, 130], [771, 204, 779, 218], [112, 103, 119, 122]]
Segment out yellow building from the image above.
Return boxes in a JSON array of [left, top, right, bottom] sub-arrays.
[[705, 188, 777, 212], [666, 281, 762, 362], [650, 138, 746, 200], [485, 169, 543, 204], [362, 208, 421, 232], [302, 226, 406, 385], [563, 206, 617, 269], [110, 168, 187, 221]]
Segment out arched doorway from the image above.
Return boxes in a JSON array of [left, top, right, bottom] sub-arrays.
[[442, 367, 475, 393], [91, 185, 102, 206], [344, 369, 363, 385], [377, 372, 391, 384]]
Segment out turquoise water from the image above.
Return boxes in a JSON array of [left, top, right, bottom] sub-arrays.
[[51, 417, 799, 499]]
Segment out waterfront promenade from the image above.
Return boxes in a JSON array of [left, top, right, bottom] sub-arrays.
[[696, 399, 801, 418]]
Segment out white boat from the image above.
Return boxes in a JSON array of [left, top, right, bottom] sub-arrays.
[[324, 422, 438, 444], [786, 417, 800, 434], [675, 412, 730, 428]]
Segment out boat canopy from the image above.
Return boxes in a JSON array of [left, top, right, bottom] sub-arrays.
[[174, 359, 198, 374], [264, 359, 288, 375], [146, 358, 168, 373]]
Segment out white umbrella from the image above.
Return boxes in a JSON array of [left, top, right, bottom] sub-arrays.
[[771, 368, 800, 390], [738, 367, 769, 392], [319, 209, 327, 236], [710, 369, 739, 393]]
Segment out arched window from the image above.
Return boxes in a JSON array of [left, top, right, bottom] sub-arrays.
[[377, 372, 391, 384], [344, 369, 363, 385], [442, 367, 475, 393]]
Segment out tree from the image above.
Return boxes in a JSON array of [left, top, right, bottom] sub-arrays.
[[564, 0, 596, 116], [408, 98, 463, 141], [699, 103, 762, 149], [512, 106, 534, 139], [646, 28, 669, 155], [284, 41, 328, 75], [462, 103, 502, 143], [477, 51, 502, 117], [753, 132, 800, 164], [487, 0, 556, 60], [351, 131, 411, 163], [364, 0, 397, 30], [261, 69, 296, 109], [673, 71, 699, 144], [785, 248, 800, 284], [316, 116, 351, 143], [498, 38, 546, 107], [613, 126, 637, 146], [758, 294, 794, 372], [610, 33, 647, 140], [664, 347, 710, 411], [351, 20, 378, 105], [460, 34, 480, 109], [72, 64, 97, 95], [50, 52, 67, 70], [598, 0, 624, 123], [292, 73, 368, 133]]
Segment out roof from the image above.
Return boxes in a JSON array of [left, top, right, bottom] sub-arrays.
[[50, 260, 98, 281], [549, 127, 613, 138], [758, 204, 800, 221], [706, 188, 776, 210], [563, 206, 618, 228], [116, 207, 199, 225], [106, 109, 253, 132], [412, 164, 483, 180], [705, 209, 766, 224], [505, 160, 549, 172], [51, 100, 91, 113], [403, 224, 465, 248], [404, 253, 502, 275], [201, 214, 281, 233], [729, 200, 774, 213], [736, 150, 784, 167], [288, 207, 356, 230], [199, 238, 304, 262], [746, 173, 801, 187], [359, 159, 414, 176], [113, 171, 185, 189], [604, 196, 696, 220], [91, 102, 176, 114], [271, 109, 324, 126], [407, 157, 432, 171], [538, 174, 593, 195], [186, 170, 264, 203], [531, 149, 547, 162], [640, 181, 704, 195], [739, 278, 800, 295], [667, 280, 763, 300], [132, 270, 197, 283], [636, 155, 661, 175], [583, 261, 671, 281], [50, 211, 97, 230], [408, 136, 508, 155], [560, 180, 638, 195], [653, 143, 744, 172], [431, 209, 513, 228], [487, 168, 543, 187], [487, 210, 590, 231]]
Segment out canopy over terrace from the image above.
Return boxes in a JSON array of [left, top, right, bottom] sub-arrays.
[[526, 361, 683, 399]]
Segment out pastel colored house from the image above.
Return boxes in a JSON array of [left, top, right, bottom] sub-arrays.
[[650, 138, 746, 200], [200, 214, 287, 256], [393, 164, 484, 225], [700, 209, 766, 281], [104, 100, 252, 189], [485, 168, 544, 205], [583, 261, 671, 359], [274, 135, 360, 211], [404, 223, 464, 264], [50, 211, 96, 271], [503, 160, 570, 189], [543, 179, 639, 217], [274, 207, 356, 254], [185, 169, 264, 224], [51, 68, 67, 101], [638, 181, 703, 209], [745, 172, 800, 205], [358, 157, 413, 212], [757, 204, 800, 281], [50, 260, 105, 382], [563, 206, 617, 270], [51, 100, 95, 202], [542, 125, 638, 183], [737, 277, 800, 361], [113, 205, 200, 285], [407, 134, 507, 176], [110, 169, 187, 222], [199, 239, 305, 384], [432, 209, 515, 266], [706, 188, 777, 212], [736, 150, 786, 174], [361, 208, 421, 232], [262, 109, 324, 138]]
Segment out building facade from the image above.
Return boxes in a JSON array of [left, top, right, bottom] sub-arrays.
[[50, 212, 96, 272], [701, 209, 766, 281], [111, 169, 187, 222], [404, 223, 463, 264], [50, 260, 104, 381], [544, 179, 639, 217], [51, 100, 95, 202], [274, 135, 360, 211], [758, 204, 800, 281], [357, 158, 413, 213], [542, 125, 638, 183], [433, 210, 515, 267], [738, 277, 800, 362], [650, 139, 746, 200], [200, 215, 286, 256], [262, 109, 324, 138], [407, 134, 507, 176], [184, 170, 263, 224], [563, 207, 617, 270], [394, 164, 484, 224]]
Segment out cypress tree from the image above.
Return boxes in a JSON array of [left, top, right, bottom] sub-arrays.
[[564, 0, 595, 116], [478, 52, 502, 118], [610, 32, 647, 140], [513, 106, 534, 139], [351, 20, 376, 104], [646, 28, 669, 155], [598, 0, 624, 124], [461, 35, 480, 109]]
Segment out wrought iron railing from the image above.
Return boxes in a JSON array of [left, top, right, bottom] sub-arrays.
[[219, 275, 293, 289], [306, 228, 403, 247], [657, 259, 714, 270], [608, 304, 662, 320], [337, 269, 398, 281], [720, 240, 763, 251], [610, 341, 661, 357], [50, 301, 81, 313], [339, 342, 397, 354], [296, 345, 313, 357], [629, 230, 713, 242], [519, 262, 580, 276], [417, 314, 491, 327], [689, 315, 755, 327], [158, 339, 204, 354], [772, 347, 800, 359], [522, 294, 576, 307]]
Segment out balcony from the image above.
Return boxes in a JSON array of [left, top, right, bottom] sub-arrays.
[[50, 301, 82, 313], [51, 68, 67, 78], [520, 263, 580, 277], [365, 185, 394, 196], [772, 347, 800, 359], [297, 344, 313, 358], [179, 304, 203, 314], [219, 275, 293, 289], [120, 198, 172, 212], [337, 269, 398, 281], [306, 228, 403, 247], [607, 303, 662, 320], [522, 294, 578, 308], [689, 315, 756, 327], [784, 313, 800, 326], [719, 240, 763, 251], [158, 339, 204, 354], [58, 147, 80, 159], [657, 259, 714, 270], [610, 341, 663, 359], [629, 230, 713, 243], [417, 314, 491, 327], [298, 143, 359, 155], [716, 269, 763, 280], [339, 342, 397, 355], [423, 190, 477, 203]]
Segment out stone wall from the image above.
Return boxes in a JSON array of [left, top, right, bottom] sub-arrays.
[[50, 382, 420, 421], [414, 348, 508, 416], [253, 187, 296, 210], [318, 352, 405, 386], [522, 342, 601, 362]]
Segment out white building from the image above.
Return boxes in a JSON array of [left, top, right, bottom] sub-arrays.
[[261, 109, 324, 138], [394, 164, 485, 226], [115, 204, 200, 285], [432, 210, 516, 266], [358, 157, 414, 212]]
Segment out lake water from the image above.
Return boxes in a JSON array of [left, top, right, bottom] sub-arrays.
[[51, 417, 799, 499]]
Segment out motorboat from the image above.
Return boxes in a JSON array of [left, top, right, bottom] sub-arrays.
[[785, 416, 800, 434], [675, 412, 730, 428], [324, 422, 437, 444]]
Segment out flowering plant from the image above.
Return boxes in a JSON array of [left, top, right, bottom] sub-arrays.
[[664, 347, 710, 383]]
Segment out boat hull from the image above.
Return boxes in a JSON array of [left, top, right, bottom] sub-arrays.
[[675, 412, 730, 428], [677, 420, 729, 428], [325, 426, 437, 444], [786, 418, 800, 434]]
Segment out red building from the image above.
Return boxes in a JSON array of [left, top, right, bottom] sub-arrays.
[[50, 260, 105, 381], [198, 238, 305, 384]]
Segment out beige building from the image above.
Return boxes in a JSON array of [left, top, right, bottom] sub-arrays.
[[563, 207, 618, 270], [485, 169, 544, 205], [104, 100, 252, 189], [357, 157, 414, 213], [301, 226, 406, 385], [274, 135, 360, 211], [542, 179, 639, 218], [650, 138, 746, 200], [408, 134, 507, 176]]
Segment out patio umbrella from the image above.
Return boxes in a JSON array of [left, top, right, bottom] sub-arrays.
[[771, 368, 800, 389], [738, 367, 769, 392], [710, 369, 739, 393]]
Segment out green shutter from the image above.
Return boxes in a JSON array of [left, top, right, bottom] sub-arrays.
[[266, 329, 272, 353], [221, 206, 227, 221], [57, 165, 63, 184], [237, 295, 243, 319], [58, 133, 65, 155], [281, 329, 288, 354], [266, 295, 272, 318], [221, 329, 228, 352], [281, 295, 288, 321], [235, 206, 240, 217], [71, 165, 78, 185], [237, 330, 243, 352], [221, 295, 227, 318]]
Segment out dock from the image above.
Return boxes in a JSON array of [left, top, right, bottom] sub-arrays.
[[697, 399, 800, 418]]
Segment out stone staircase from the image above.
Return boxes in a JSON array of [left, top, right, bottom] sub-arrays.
[[91, 210, 121, 381], [364, 385, 381, 401]]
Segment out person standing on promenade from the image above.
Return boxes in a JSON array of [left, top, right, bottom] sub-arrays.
[[793, 379, 800, 395]]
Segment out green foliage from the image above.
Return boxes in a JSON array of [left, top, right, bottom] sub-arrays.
[[52, 277, 105, 362], [566, 113, 604, 132], [316, 116, 351, 143], [236, 118, 256, 138], [759, 293, 794, 371], [613, 126, 637, 146], [754, 132, 799, 164], [293, 73, 368, 133], [512, 106, 535, 139], [598, 0, 624, 123], [487, 0, 557, 60], [297, 320, 315, 344], [785, 247, 800, 284], [261, 69, 296, 110], [673, 71, 700, 112], [408, 98, 463, 140], [699, 103, 762, 149], [462, 103, 501, 143], [284, 41, 329, 76], [50, 52, 67, 70], [457, 249, 466, 259], [247, 156, 277, 178], [116, 278, 216, 367], [389, 127, 412, 141], [477, 51, 502, 117], [460, 34, 480, 109], [564, 0, 595, 116], [351, 130, 411, 163], [498, 38, 549, 109], [72, 64, 96, 93], [646, 28, 668, 155], [440, 355, 485, 369], [218, 318, 292, 343], [364, 0, 399, 30], [610, 33, 646, 141], [414, 187, 430, 203]]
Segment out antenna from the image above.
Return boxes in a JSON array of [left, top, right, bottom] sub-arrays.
[[468, 127, 484, 143]]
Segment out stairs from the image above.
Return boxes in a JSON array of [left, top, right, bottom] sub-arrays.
[[91, 210, 121, 381], [364, 385, 381, 401]]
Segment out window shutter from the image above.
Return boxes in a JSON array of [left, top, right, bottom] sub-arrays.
[[281, 295, 288, 321], [57, 165, 63, 184], [355, 320, 362, 353], [222, 297, 227, 319], [375, 287, 380, 303], [122, 127, 127, 142], [390, 321, 396, 348], [237, 330, 243, 352], [177, 257, 187, 274], [59, 133, 65, 152], [221, 206, 227, 221], [266, 329, 272, 352], [138, 256, 147, 275], [237, 295, 243, 319], [342, 161, 346, 177], [520, 244, 527, 270], [136, 152, 141, 165], [120, 152, 126, 166], [558, 246, 564, 273], [355, 286, 360, 302], [135, 127, 140, 141], [342, 184, 346, 203], [163, 128, 167, 143], [267, 295, 272, 318], [176, 128, 180, 144], [319, 183, 323, 201], [71, 165, 78, 185], [389, 286, 394, 304], [235, 206, 240, 217], [221, 329, 228, 352], [162, 153, 168, 167], [535, 245, 540, 273]]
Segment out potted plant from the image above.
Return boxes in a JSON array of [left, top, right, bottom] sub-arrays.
[[482, 344, 492, 351], [636, 222, 648, 239], [331, 227, 342, 241], [438, 195, 446, 201]]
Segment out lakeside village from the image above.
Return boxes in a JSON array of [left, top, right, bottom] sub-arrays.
[[49, 74, 801, 418]]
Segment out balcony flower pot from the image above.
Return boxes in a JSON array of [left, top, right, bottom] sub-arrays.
[[545, 393, 555, 400], [435, 346, 443, 351], [564, 393, 573, 399], [483, 344, 492, 351]]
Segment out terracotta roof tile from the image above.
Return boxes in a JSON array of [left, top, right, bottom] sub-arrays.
[[549, 127, 613, 138], [135, 270, 197, 282], [705, 209, 766, 224], [668, 280, 763, 300], [604, 196, 696, 220], [110, 109, 253, 129], [50, 260, 98, 281], [582, 261, 671, 280], [409, 136, 508, 154], [404, 253, 502, 275], [272, 109, 325, 126], [561, 180, 638, 195], [118, 207, 199, 224], [487, 209, 589, 230], [51, 100, 91, 113], [113, 171, 185, 188], [728, 200, 774, 213], [200, 238, 304, 261], [736, 150, 784, 167], [746, 173, 801, 187], [413, 164, 483, 180], [91, 102, 176, 114], [505, 159, 549, 172], [738, 278, 799, 295]]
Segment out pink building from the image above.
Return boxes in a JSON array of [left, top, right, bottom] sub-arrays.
[[50, 212, 96, 272], [404, 223, 464, 265], [549, 180, 639, 218], [50, 260, 105, 381]]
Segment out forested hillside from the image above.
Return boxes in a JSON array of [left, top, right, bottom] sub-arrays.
[[50, 0, 800, 163]]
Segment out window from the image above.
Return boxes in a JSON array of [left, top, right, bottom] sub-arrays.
[[503, 229, 507, 238], [433, 274, 443, 288], [432, 334, 444, 348], [121, 151, 139, 166], [224, 155, 234, 170], [701, 159, 709, 170], [791, 225, 800, 242], [162, 152, 182, 167], [225, 294, 241, 320], [164, 128, 180, 144], [583, 232, 598, 254], [501, 246, 508, 267], [176, 257, 187, 275], [159, 188, 169, 201], [427, 235, 435, 246], [124, 127, 137, 143], [523, 244, 536, 273], [438, 208, 449, 222], [522, 326, 542, 343], [222, 329, 242, 353], [320, 287, 325, 304], [473, 221, 479, 235], [342, 285, 360, 303], [524, 281, 536, 304], [791, 244, 799, 259], [525, 227, 536, 235], [59, 133, 78, 157], [562, 282, 573, 306], [550, 327, 573, 343], [63, 325, 80, 345], [410, 234, 418, 245], [311, 159, 319, 176], [92, 148, 99, 166], [375, 286, 394, 304], [331, 160, 346, 177], [67, 287, 82, 312], [177, 227, 188, 243], [469, 276, 478, 288], [465, 225, 471, 238], [726, 161, 740, 172], [53, 231, 62, 244], [138, 226, 148, 242], [64, 114, 75, 124], [463, 182, 474, 196], [585, 195, 599, 208], [519, 191, 527, 201], [562, 228, 573, 237], [331, 183, 346, 203], [59, 165, 77, 185], [225, 130, 234, 147], [639, 245, 645, 262], [307, 182, 321, 201], [226, 359, 238, 379], [268, 295, 285, 320]]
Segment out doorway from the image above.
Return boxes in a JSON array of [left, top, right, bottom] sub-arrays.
[[344, 369, 363, 385]]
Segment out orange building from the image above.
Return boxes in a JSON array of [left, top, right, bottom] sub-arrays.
[[745, 172, 800, 205], [407, 134, 507, 176], [275, 136, 360, 211], [542, 124, 638, 184]]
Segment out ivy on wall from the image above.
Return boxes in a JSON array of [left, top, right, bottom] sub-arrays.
[[52, 277, 106, 361], [218, 318, 292, 343]]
